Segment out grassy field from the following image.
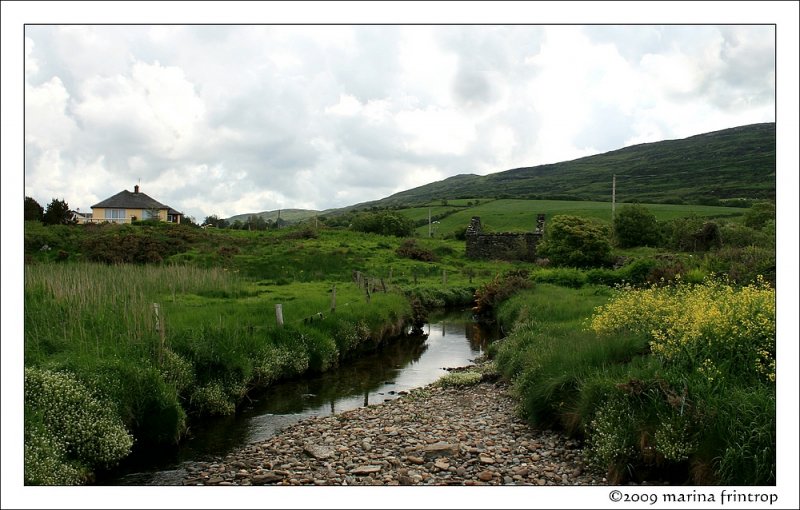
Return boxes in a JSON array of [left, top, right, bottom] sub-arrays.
[[406, 198, 747, 237], [22, 195, 773, 485]]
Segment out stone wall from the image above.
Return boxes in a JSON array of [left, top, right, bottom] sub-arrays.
[[465, 215, 544, 262]]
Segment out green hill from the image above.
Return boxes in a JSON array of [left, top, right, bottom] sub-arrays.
[[226, 208, 322, 224], [347, 123, 775, 210]]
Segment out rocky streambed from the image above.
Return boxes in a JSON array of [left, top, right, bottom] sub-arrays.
[[173, 369, 608, 487]]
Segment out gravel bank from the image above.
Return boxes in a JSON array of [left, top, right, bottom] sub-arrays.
[[176, 371, 608, 487]]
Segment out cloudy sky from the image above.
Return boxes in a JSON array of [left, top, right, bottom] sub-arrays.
[[21, 19, 777, 222]]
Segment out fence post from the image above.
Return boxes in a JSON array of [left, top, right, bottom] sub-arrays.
[[442, 269, 447, 287], [364, 281, 371, 304], [275, 303, 284, 327], [331, 285, 337, 312], [152, 303, 165, 366]]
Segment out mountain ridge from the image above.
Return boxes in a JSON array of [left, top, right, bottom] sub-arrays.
[[228, 122, 775, 221]]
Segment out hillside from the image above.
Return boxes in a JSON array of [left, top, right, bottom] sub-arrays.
[[226, 208, 322, 224], [345, 123, 775, 210]]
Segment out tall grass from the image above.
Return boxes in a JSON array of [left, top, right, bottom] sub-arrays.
[[491, 278, 776, 485], [24, 262, 412, 484]]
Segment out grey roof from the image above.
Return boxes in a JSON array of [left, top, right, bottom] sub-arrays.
[[91, 189, 168, 210]]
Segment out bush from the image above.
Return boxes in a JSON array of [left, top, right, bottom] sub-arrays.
[[395, 239, 438, 262], [25, 196, 44, 222], [666, 216, 721, 252], [24, 367, 134, 484], [742, 201, 776, 230], [703, 246, 776, 285], [718, 221, 775, 249], [472, 269, 532, 320], [81, 226, 188, 264], [350, 211, 415, 237], [536, 215, 612, 268], [614, 204, 661, 248], [42, 198, 75, 226]]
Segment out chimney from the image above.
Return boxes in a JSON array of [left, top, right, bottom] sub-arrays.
[[134, 185, 140, 194]]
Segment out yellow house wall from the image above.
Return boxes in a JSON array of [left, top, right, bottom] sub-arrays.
[[91, 207, 167, 222]]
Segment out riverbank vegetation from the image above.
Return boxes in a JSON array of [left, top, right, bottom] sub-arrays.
[[22, 196, 775, 485]]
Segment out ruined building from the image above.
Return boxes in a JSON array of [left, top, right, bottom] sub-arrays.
[[465, 214, 545, 261]]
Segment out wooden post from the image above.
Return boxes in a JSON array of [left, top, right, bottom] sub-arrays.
[[331, 285, 337, 312], [275, 304, 284, 327], [380, 278, 387, 293], [442, 269, 447, 287], [364, 281, 371, 304], [153, 303, 165, 366]]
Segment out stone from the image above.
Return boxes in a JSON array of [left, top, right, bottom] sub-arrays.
[[176, 364, 605, 488], [420, 442, 460, 459], [351, 465, 382, 475], [304, 444, 335, 460], [251, 471, 285, 485], [477, 471, 494, 482], [434, 460, 450, 470]]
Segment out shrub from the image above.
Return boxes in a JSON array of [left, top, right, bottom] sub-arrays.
[[24, 367, 134, 484], [703, 246, 776, 285], [350, 211, 415, 237], [666, 216, 721, 252], [42, 198, 75, 226], [742, 201, 776, 230], [472, 269, 532, 320], [613, 204, 661, 248], [396, 239, 438, 262], [536, 215, 612, 268], [25, 196, 44, 222]]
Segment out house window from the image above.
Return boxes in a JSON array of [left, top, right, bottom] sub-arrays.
[[142, 209, 159, 220], [105, 209, 126, 222]]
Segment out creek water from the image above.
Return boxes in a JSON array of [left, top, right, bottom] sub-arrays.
[[99, 310, 499, 485]]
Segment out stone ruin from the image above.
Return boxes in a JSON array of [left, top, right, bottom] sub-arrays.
[[465, 214, 545, 261]]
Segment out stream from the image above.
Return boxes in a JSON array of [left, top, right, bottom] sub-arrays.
[[99, 310, 500, 485]]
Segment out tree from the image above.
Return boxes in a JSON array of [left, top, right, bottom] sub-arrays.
[[25, 196, 44, 222], [350, 211, 414, 237], [742, 201, 776, 230], [42, 198, 75, 226], [536, 215, 612, 267], [182, 216, 200, 228], [613, 203, 661, 248]]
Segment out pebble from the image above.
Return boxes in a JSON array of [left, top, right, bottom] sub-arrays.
[[178, 370, 606, 486]]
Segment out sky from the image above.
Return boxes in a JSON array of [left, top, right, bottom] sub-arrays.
[[3, 2, 800, 509], [21, 19, 778, 223]]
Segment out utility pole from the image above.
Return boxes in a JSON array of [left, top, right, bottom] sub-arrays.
[[611, 174, 616, 221]]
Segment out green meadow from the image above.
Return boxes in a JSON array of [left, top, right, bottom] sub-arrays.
[[403, 198, 747, 237], [23, 195, 774, 486]]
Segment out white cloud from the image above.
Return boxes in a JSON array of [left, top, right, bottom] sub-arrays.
[[20, 24, 777, 222]]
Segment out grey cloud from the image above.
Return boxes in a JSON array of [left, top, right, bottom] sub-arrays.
[[573, 103, 636, 153]]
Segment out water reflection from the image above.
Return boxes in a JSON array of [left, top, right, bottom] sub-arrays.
[[103, 311, 497, 485]]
